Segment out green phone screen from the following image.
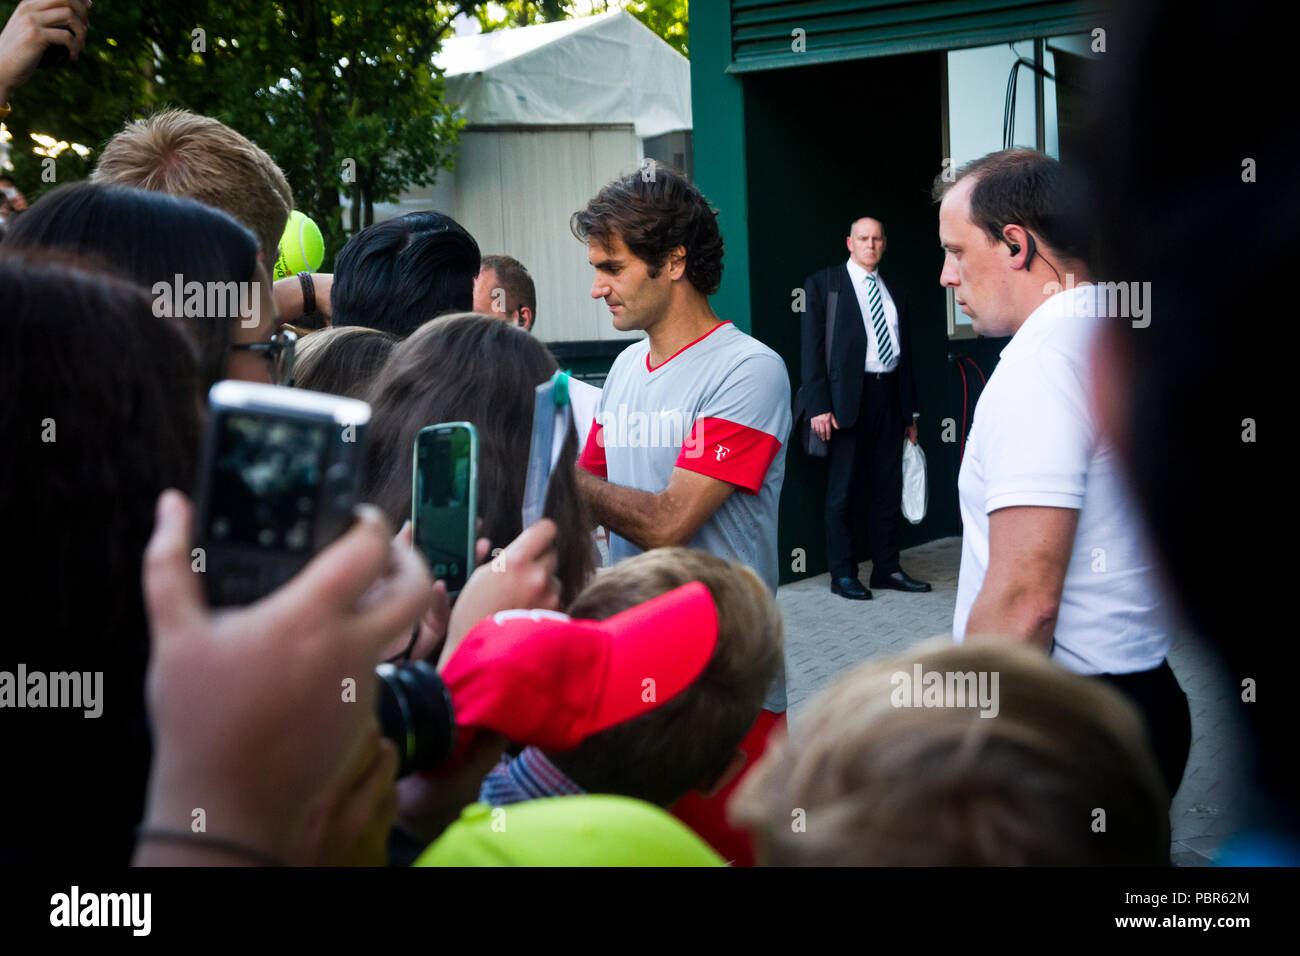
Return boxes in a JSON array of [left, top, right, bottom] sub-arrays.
[[414, 426, 474, 593]]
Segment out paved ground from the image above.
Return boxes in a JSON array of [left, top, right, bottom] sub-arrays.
[[777, 536, 1251, 865]]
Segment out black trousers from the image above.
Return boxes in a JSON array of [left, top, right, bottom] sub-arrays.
[[1096, 660, 1192, 802], [825, 370, 903, 580]]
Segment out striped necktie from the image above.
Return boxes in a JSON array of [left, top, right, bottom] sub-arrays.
[[866, 273, 894, 367]]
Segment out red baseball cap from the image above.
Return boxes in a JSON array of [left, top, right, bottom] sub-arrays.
[[441, 582, 719, 751]]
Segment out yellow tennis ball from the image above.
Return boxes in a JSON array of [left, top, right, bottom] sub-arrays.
[[274, 210, 325, 280]]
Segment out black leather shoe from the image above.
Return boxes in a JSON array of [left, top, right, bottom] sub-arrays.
[[831, 577, 872, 600], [869, 569, 932, 593]]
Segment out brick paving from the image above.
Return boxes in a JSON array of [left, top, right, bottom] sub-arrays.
[[777, 535, 1250, 865]]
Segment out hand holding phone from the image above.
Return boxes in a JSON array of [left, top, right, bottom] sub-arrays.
[[0, 1, 89, 95], [139, 490, 431, 866]]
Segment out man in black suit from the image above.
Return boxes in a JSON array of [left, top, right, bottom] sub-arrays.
[[801, 217, 930, 600]]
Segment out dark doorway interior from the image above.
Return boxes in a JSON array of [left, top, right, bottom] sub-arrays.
[[741, 51, 959, 584]]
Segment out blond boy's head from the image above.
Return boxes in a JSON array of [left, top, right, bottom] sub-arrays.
[[731, 638, 1169, 866], [93, 109, 293, 267]]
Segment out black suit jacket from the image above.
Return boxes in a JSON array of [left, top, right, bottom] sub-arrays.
[[800, 263, 919, 429]]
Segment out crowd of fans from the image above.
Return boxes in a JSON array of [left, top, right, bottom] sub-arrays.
[[0, 0, 1289, 868]]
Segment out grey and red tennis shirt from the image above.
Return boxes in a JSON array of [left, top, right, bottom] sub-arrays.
[[579, 320, 792, 711]]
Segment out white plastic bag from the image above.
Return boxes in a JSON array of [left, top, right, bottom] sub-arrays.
[[902, 439, 928, 524]]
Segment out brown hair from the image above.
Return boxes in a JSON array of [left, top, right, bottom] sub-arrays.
[[92, 109, 293, 267], [570, 162, 723, 295], [546, 548, 783, 807], [730, 638, 1170, 866], [480, 254, 537, 327], [361, 313, 593, 604], [930, 148, 1094, 266], [293, 326, 398, 400]]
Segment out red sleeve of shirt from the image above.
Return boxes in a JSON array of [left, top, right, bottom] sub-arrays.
[[675, 417, 781, 495], [578, 418, 607, 478]]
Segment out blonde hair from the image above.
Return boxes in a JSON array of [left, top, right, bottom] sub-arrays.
[[293, 326, 397, 400], [92, 109, 292, 267], [730, 638, 1170, 865], [548, 548, 784, 806]]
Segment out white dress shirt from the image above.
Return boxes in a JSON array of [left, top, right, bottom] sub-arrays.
[[845, 257, 900, 373]]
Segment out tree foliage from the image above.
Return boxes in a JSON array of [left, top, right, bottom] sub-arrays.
[[474, 0, 571, 30], [624, 0, 688, 58], [476, 0, 688, 57], [0, 1, 481, 268]]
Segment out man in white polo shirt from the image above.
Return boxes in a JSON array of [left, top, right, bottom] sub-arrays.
[[570, 162, 790, 865], [935, 149, 1190, 800]]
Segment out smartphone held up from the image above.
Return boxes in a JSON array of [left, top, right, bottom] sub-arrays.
[[193, 381, 370, 607], [411, 422, 478, 599]]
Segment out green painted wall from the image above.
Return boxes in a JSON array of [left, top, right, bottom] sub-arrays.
[[728, 0, 1101, 71], [689, 0, 753, 333]]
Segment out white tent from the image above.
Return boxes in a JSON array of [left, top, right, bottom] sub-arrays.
[[437, 10, 691, 138], [363, 11, 692, 345]]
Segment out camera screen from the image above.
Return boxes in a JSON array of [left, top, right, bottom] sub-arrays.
[[207, 411, 331, 554], [414, 428, 472, 592]]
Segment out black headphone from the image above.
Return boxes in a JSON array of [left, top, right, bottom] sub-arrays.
[[1002, 228, 1037, 270]]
